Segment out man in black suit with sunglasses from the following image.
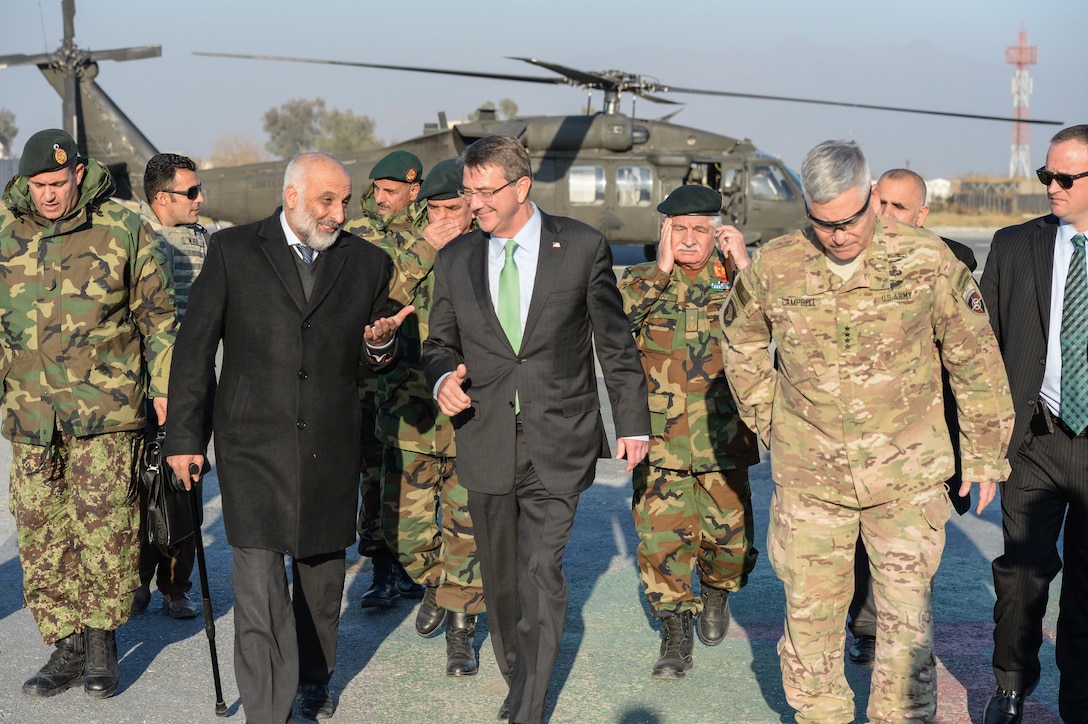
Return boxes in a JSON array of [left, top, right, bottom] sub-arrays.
[[981, 124, 1088, 724]]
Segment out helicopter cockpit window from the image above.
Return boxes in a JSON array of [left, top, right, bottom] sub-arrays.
[[569, 165, 606, 205], [617, 166, 653, 207], [748, 165, 796, 202]]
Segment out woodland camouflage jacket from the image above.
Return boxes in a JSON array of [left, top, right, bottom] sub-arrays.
[[620, 258, 758, 473], [0, 159, 175, 446]]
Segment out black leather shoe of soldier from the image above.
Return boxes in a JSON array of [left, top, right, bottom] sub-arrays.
[[82, 628, 118, 698], [163, 591, 201, 619], [983, 686, 1029, 724], [22, 633, 84, 697], [652, 611, 694, 680], [299, 682, 335, 720], [697, 586, 730, 645], [446, 612, 478, 676], [360, 550, 398, 609], [415, 586, 447, 637], [847, 634, 877, 666], [394, 558, 425, 599], [130, 584, 151, 615]]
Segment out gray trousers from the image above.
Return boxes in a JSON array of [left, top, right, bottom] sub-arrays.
[[232, 546, 346, 724]]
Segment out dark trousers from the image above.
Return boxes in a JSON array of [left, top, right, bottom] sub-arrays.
[[232, 546, 346, 724], [137, 483, 195, 595], [468, 425, 580, 724], [992, 420, 1088, 720]]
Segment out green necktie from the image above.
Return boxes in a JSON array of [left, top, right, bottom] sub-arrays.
[[1061, 233, 1088, 434], [498, 240, 521, 413]]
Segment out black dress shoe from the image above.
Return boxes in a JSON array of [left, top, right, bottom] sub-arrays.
[[415, 586, 447, 637], [847, 634, 876, 666], [697, 586, 730, 645], [299, 682, 335, 720], [498, 694, 511, 720], [983, 686, 1027, 724], [83, 628, 118, 698], [163, 591, 201, 619], [445, 612, 478, 676], [360, 551, 398, 609], [130, 585, 151, 615], [22, 633, 84, 697]]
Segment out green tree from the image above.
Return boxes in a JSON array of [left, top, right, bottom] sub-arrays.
[[315, 108, 382, 156], [0, 108, 18, 156], [262, 98, 326, 158]]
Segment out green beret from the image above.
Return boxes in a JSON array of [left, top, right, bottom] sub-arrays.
[[656, 185, 723, 216], [369, 150, 423, 184], [419, 158, 463, 201], [19, 129, 79, 177]]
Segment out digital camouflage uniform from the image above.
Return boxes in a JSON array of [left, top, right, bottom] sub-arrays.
[[136, 200, 209, 597], [349, 190, 484, 614], [342, 185, 426, 555], [619, 258, 759, 618], [720, 218, 1013, 723], [1, 160, 176, 644]]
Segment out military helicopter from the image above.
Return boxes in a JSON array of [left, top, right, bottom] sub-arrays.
[[3, 1, 1063, 251]]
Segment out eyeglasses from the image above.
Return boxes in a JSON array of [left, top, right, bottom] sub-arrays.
[[458, 178, 519, 201], [806, 193, 871, 232], [1036, 167, 1088, 190], [164, 184, 202, 201]]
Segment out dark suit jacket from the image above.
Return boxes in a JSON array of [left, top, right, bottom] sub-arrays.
[[979, 214, 1060, 457], [165, 210, 397, 559], [422, 210, 650, 495]]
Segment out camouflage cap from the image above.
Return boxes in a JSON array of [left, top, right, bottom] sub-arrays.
[[19, 128, 79, 177], [419, 158, 463, 201], [657, 185, 723, 216], [369, 150, 423, 184]]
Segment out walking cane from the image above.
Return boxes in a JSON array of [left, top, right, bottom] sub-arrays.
[[188, 463, 228, 716]]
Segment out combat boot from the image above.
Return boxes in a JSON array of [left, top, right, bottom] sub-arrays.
[[83, 627, 119, 698], [415, 585, 447, 637], [393, 558, 425, 599], [360, 549, 398, 609], [445, 611, 478, 676], [652, 611, 693, 680], [22, 632, 84, 697], [698, 585, 730, 645]]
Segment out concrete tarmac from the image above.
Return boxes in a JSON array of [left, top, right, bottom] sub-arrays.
[[0, 227, 1065, 723]]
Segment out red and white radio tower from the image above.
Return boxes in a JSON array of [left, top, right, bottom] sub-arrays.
[[1006, 24, 1037, 178]]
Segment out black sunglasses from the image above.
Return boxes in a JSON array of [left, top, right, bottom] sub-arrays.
[[164, 184, 202, 201], [1036, 167, 1088, 190], [806, 193, 871, 232]]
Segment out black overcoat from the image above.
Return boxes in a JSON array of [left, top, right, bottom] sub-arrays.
[[165, 210, 396, 558]]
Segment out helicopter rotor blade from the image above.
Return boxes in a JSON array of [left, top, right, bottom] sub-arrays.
[[660, 84, 1063, 126], [89, 45, 162, 63], [62, 0, 76, 46], [508, 57, 618, 90], [193, 52, 569, 86], [633, 90, 680, 105], [0, 53, 57, 69]]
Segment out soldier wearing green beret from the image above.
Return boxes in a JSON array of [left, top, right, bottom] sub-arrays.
[[618, 184, 758, 679], [1, 129, 176, 699], [369, 157, 488, 675], [344, 150, 428, 608]]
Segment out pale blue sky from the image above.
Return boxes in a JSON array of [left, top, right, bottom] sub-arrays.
[[1, 0, 1083, 179]]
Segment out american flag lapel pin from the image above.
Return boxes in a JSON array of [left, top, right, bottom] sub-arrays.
[[553, 241, 561, 248]]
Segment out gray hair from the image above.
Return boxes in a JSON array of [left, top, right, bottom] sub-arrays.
[[879, 168, 928, 205], [283, 151, 346, 202], [801, 140, 871, 205], [460, 135, 532, 183]]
